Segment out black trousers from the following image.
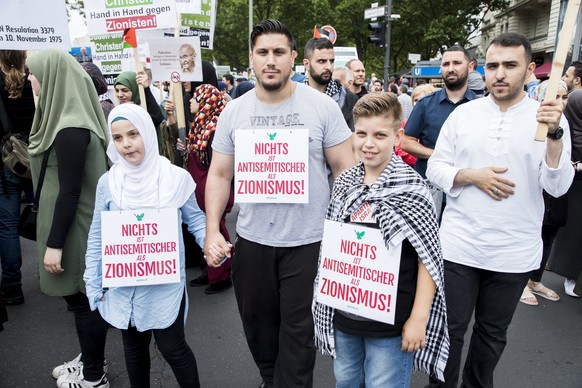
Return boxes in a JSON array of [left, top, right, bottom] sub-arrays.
[[429, 261, 529, 388], [233, 236, 320, 388], [63, 292, 109, 381], [121, 294, 199, 388]]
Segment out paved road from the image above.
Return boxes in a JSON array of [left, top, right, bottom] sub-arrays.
[[1, 207, 581, 387]]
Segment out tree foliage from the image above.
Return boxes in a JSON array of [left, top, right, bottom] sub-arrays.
[[212, 0, 509, 76]]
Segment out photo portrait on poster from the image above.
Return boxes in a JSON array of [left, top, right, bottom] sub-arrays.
[[148, 37, 202, 82]]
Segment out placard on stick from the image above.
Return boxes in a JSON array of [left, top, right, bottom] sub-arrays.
[[535, 0, 581, 141]]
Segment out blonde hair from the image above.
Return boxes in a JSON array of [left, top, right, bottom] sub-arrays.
[[353, 93, 402, 129], [411, 84, 436, 106], [0, 50, 27, 99]]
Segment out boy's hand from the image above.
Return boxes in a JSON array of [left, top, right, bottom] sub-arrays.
[[401, 317, 427, 352]]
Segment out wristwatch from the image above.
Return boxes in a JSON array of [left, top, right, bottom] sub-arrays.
[[547, 126, 564, 140]]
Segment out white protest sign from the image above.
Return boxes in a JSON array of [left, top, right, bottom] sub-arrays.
[[84, 0, 177, 36], [316, 220, 402, 324], [176, 0, 202, 14], [235, 128, 309, 203], [101, 208, 180, 287], [148, 37, 202, 82], [178, 0, 216, 49], [0, 0, 71, 50]]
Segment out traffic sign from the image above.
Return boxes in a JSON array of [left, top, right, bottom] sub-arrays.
[[365, 6, 385, 19]]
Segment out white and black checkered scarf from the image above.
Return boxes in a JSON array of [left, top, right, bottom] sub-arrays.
[[312, 157, 449, 382], [303, 78, 342, 98]]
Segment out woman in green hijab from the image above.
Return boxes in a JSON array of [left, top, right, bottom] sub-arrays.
[[114, 71, 164, 127], [27, 49, 110, 388]]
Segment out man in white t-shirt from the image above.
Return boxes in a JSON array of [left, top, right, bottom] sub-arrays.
[[204, 19, 353, 388], [426, 32, 574, 388]]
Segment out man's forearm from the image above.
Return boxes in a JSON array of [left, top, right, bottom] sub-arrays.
[[401, 136, 434, 159], [204, 174, 232, 234], [545, 138, 563, 168]]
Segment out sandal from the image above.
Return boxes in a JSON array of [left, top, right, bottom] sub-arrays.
[[530, 282, 560, 301], [520, 286, 538, 306]]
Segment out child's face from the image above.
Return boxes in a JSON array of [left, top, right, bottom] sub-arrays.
[[111, 120, 145, 165], [354, 115, 401, 179]]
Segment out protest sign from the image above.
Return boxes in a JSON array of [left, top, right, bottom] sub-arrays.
[[101, 208, 180, 287], [148, 37, 202, 82], [0, 0, 70, 50], [176, 0, 202, 15], [178, 0, 216, 49], [316, 220, 402, 325], [234, 128, 309, 203], [84, 0, 177, 36]]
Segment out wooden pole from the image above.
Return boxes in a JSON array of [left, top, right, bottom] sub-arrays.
[[535, 0, 581, 141], [132, 46, 147, 110]]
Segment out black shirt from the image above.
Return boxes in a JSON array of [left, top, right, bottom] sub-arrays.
[[334, 237, 419, 338]]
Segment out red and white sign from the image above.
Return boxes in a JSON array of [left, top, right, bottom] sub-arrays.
[[84, 0, 177, 36], [316, 220, 402, 324], [234, 128, 309, 203], [101, 208, 180, 287]]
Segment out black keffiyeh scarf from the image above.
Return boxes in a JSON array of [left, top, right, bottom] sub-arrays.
[[303, 78, 342, 98], [312, 157, 449, 381]]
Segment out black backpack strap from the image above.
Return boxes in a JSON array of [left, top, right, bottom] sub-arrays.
[[33, 149, 50, 209]]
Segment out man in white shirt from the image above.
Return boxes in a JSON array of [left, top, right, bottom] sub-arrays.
[[426, 32, 574, 388]]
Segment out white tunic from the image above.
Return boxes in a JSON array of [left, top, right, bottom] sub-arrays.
[[427, 94, 574, 272]]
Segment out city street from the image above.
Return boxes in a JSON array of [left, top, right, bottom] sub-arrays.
[[0, 207, 581, 387]]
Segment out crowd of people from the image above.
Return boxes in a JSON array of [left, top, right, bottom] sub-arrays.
[[0, 17, 580, 388]]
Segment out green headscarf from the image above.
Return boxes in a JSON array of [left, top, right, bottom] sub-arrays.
[[114, 71, 140, 105], [26, 49, 108, 156]]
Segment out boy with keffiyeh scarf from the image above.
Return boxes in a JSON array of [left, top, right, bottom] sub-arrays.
[[312, 93, 449, 386]]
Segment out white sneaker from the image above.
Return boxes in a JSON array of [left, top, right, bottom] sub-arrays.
[[564, 279, 581, 298], [52, 354, 108, 379], [52, 354, 82, 379], [57, 368, 109, 388]]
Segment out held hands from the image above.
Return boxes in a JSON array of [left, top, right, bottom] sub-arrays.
[[136, 70, 150, 88], [469, 167, 515, 201], [44, 247, 64, 274], [204, 232, 232, 268], [401, 316, 427, 352], [537, 98, 563, 133]]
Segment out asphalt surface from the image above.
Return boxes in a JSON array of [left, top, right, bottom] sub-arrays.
[[1, 206, 581, 387]]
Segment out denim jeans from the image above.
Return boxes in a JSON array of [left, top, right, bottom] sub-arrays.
[[333, 328, 413, 388], [0, 165, 33, 287]]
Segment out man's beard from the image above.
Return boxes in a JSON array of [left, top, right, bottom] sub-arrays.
[[443, 72, 468, 91], [310, 70, 331, 86]]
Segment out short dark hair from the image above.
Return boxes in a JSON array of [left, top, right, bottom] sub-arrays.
[[250, 19, 294, 51], [304, 38, 334, 60], [443, 45, 471, 62], [223, 73, 234, 85], [353, 93, 402, 126], [488, 32, 532, 63], [570, 61, 582, 79]]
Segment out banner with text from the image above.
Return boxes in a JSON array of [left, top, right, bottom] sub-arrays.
[[101, 208, 180, 287], [148, 37, 202, 82], [179, 0, 216, 49], [0, 0, 70, 50], [85, 0, 177, 36], [234, 128, 309, 203], [316, 220, 402, 324]]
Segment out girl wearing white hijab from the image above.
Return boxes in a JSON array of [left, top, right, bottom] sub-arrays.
[[84, 103, 205, 387]]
